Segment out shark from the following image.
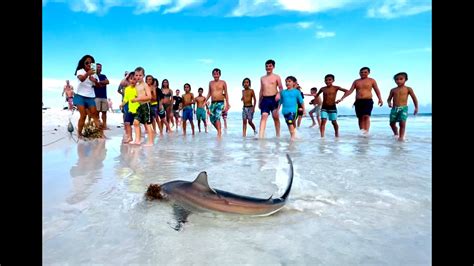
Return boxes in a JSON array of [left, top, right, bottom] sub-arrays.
[[145, 154, 294, 230]]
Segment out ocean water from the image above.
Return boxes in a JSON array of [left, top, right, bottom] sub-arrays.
[[43, 112, 432, 265]]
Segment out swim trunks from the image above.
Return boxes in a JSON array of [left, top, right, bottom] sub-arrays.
[[242, 106, 254, 120], [260, 95, 278, 114], [182, 106, 193, 122], [196, 107, 206, 121], [209, 101, 224, 124], [390, 106, 408, 122], [320, 104, 337, 121], [283, 112, 298, 125], [354, 98, 374, 118]]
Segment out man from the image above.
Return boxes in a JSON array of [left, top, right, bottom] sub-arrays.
[[93, 63, 110, 129], [62, 80, 75, 111]]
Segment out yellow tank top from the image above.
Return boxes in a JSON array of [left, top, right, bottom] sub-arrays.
[[123, 85, 140, 114]]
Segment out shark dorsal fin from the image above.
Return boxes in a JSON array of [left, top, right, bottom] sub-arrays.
[[192, 172, 217, 194]]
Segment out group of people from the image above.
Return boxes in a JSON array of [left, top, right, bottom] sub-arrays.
[[70, 55, 419, 143]]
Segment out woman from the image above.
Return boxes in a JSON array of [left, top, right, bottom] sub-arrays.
[[73, 55, 102, 139], [161, 79, 174, 131]]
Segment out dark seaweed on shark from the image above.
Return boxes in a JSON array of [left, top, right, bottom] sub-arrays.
[[146, 154, 294, 231]]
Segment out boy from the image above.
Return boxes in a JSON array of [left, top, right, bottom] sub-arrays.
[[119, 72, 139, 144], [181, 83, 195, 135], [130, 67, 154, 146], [280, 76, 305, 141], [194, 87, 209, 133], [172, 89, 183, 131], [241, 77, 257, 137], [337, 67, 383, 134], [387, 72, 419, 141], [206, 68, 230, 137], [317, 74, 348, 138], [304, 87, 321, 128], [259, 59, 284, 138]]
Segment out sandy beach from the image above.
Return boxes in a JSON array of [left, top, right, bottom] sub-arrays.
[[42, 108, 432, 265], [42, 108, 124, 151]]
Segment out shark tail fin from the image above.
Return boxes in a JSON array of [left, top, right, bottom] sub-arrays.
[[280, 154, 294, 200]]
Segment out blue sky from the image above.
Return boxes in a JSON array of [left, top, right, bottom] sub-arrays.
[[43, 0, 431, 111]]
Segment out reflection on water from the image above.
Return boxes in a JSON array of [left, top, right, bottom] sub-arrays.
[[43, 114, 432, 265], [67, 140, 107, 204]]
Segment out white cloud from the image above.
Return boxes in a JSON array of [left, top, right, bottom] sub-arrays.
[[231, 0, 279, 17], [197, 58, 213, 64], [367, 0, 431, 19], [43, 0, 432, 18], [232, 0, 357, 16], [395, 47, 431, 54], [274, 21, 317, 30], [135, 0, 172, 14], [316, 31, 335, 38], [296, 21, 313, 29], [69, 0, 100, 13], [45, 0, 201, 14], [278, 0, 352, 12], [163, 0, 201, 13]]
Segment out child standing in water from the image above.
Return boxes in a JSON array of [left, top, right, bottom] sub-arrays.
[[317, 74, 348, 138], [119, 72, 138, 143], [206, 68, 229, 137], [387, 72, 419, 141], [194, 87, 209, 133], [280, 76, 305, 141], [181, 83, 195, 135], [241, 77, 257, 137], [304, 87, 322, 128]]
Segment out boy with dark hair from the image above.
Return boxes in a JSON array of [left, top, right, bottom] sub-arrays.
[[387, 72, 419, 141], [194, 87, 209, 133], [304, 87, 321, 128], [182, 83, 195, 135], [206, 68, 229, 137], [241, 77, 257, 137], [337, 67, 383, 135], [258, 59, 283, 138], [317, 74, 348, 138]]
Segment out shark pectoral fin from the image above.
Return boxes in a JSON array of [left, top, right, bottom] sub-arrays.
[[171, 204, 192, 229], [192, 171, 218, 194]]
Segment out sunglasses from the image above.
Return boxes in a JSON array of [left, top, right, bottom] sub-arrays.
[[85, 61, 91, 65]]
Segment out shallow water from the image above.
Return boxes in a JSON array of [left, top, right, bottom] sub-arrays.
[[43, 113, 432, 265]]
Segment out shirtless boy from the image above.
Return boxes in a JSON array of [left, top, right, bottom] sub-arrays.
[[317, 74, 348, 138], [181, 83, 195, 135], [258, 59, 283, 138], [194, 87, 209, 133], [337, 67, 383, 134], [387, 72, 419, 141], [241, 77, 257, 137], [206, 68, 229, 137]]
